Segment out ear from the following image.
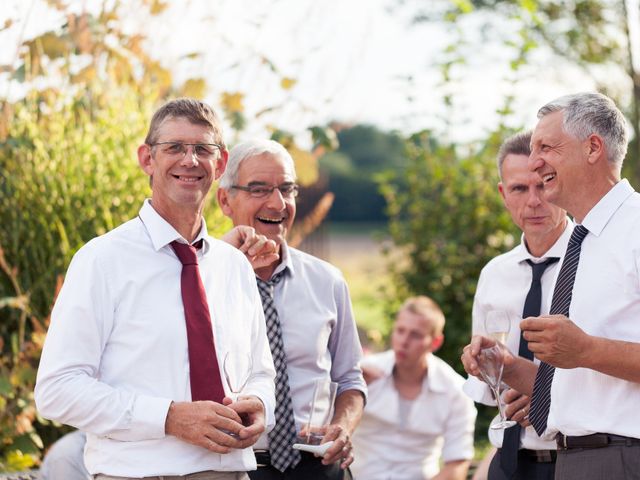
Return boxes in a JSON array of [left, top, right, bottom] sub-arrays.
[[216, 187, 233, 217], [498, 182, 507, 203], [214, 148, 229, 180], [137, 144, 154, 176], [586, 134, 605, 165], [430, 334, 444, 353]]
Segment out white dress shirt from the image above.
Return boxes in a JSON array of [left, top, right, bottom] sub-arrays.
[[254, 244, 367, 450], [547, 179, 640, 439], [35, 200, 276, 477], [463, 220, 573, 450], [352, 350, 477, 480]]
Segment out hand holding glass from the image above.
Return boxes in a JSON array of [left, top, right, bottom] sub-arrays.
[[292, 379, 337, 455], [479, 310, 516, 430]]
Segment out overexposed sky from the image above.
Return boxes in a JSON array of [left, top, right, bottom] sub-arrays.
[[1, 0, 637, 144]]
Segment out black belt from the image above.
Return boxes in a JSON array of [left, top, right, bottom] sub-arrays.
[[556, 433, 640, 450], [254, 450, 317, 468], [519, 449, 557, 463]]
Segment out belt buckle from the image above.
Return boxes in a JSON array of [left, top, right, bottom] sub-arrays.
[[556, 433, 569, 450]]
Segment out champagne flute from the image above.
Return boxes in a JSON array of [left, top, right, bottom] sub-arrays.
[[479, 310, 516, 430], [223, 351, 253, 402]]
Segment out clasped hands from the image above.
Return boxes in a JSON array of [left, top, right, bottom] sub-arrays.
[[165, 395, 265, 453]]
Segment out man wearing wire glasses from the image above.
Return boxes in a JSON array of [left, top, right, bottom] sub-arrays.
[[35, 98, 276, 480], [217, 139, 367, 480]]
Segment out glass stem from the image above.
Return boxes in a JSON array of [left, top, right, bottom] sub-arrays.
[[492, 385, 507, 421]]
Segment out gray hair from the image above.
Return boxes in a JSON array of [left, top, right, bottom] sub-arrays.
[[537, 92, 628, 168], [497, 131, 532, 180], [219, 139, 297, 189]]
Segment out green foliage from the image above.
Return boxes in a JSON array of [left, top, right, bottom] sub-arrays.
[[378, 130, 518, 374], [321, 125, 406, 222], [1, 89, 151, 320], [0, 246, 46, 472]]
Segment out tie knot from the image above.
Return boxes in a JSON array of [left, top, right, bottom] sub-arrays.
[[170, 240, 200, 266], [526, 257, 559, 282], [570, 225, 589, 246], [256, 271, 286, 300]]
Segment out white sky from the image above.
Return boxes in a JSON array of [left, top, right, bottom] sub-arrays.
[[1, 0, 638, 145]]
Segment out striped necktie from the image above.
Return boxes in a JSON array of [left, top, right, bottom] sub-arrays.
[[528, 225, 589, 435]]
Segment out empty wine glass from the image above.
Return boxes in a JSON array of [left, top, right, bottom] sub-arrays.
[[479, 310, 516, 430], [223, 352, 253, 402]]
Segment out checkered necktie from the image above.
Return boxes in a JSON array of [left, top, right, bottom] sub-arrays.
[[256, 272, 301, 472], [529, 225, 589, 436]]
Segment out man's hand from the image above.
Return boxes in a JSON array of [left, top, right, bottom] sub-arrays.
[[301, 423, 353, 469], [220, 226, 279, 269], [164, 401, 248, 453], [225, 395, 266, 448], [503, 388, 531, 427], [521, 315, 591, 368], [461, 335, 500, 379]]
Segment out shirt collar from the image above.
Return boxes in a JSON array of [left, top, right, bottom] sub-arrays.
[[515, 217, 574, 265], [422, 353, 450, 394], [581, 179, 634, 237], [271, 241, 295, 279], [377, 351, 450, 394], [138, 199, 210, 253]]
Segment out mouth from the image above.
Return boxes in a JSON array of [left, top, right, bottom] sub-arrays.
[[172, 174, 203, 183], [542, 172, 556, 184], [257, 215, 285, 225]]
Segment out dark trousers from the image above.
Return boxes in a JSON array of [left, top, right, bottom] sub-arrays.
[[555, 444, 640, 480], [248, 452, 351, 480], [488, 449, 556, 480]]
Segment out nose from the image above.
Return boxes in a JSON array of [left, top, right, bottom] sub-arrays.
[[265, 187, 286, 209], [527, 188, 542, 208], [179, 146, 199, 167], [528, 151, 544, 173]]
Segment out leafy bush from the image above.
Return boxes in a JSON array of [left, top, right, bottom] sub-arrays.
[[378, 130, 519, 374]]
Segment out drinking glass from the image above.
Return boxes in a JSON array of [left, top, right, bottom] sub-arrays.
[[223, 352, 253, 402], [299, 379, 338, 445], [479, 310, 516, 430]]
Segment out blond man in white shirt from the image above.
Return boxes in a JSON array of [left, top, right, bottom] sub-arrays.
[[35, 99, 276, 480], [463, 93, 640, 480], [351, 296, 476, 480]]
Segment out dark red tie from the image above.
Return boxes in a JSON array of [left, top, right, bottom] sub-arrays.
[[171, 240, 225, 403]]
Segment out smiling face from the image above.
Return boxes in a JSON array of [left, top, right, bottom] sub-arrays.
[[218, 152, 296, 251], [138, 116, 227, 221], [391, 309, 443, 370], [528, 110, 592, 217], [499, 153, 566, 256]]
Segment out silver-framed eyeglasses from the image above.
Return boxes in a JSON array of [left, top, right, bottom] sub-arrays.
[[149, 142, 223, 160], [231, 183, 299, 198]]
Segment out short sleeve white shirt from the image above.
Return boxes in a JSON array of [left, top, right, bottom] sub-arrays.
[[352, 351, 476, 479]]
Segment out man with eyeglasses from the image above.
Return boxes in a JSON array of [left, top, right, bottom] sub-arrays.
[[35, 98, 277, 480], [217, 139, 367, 480]]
